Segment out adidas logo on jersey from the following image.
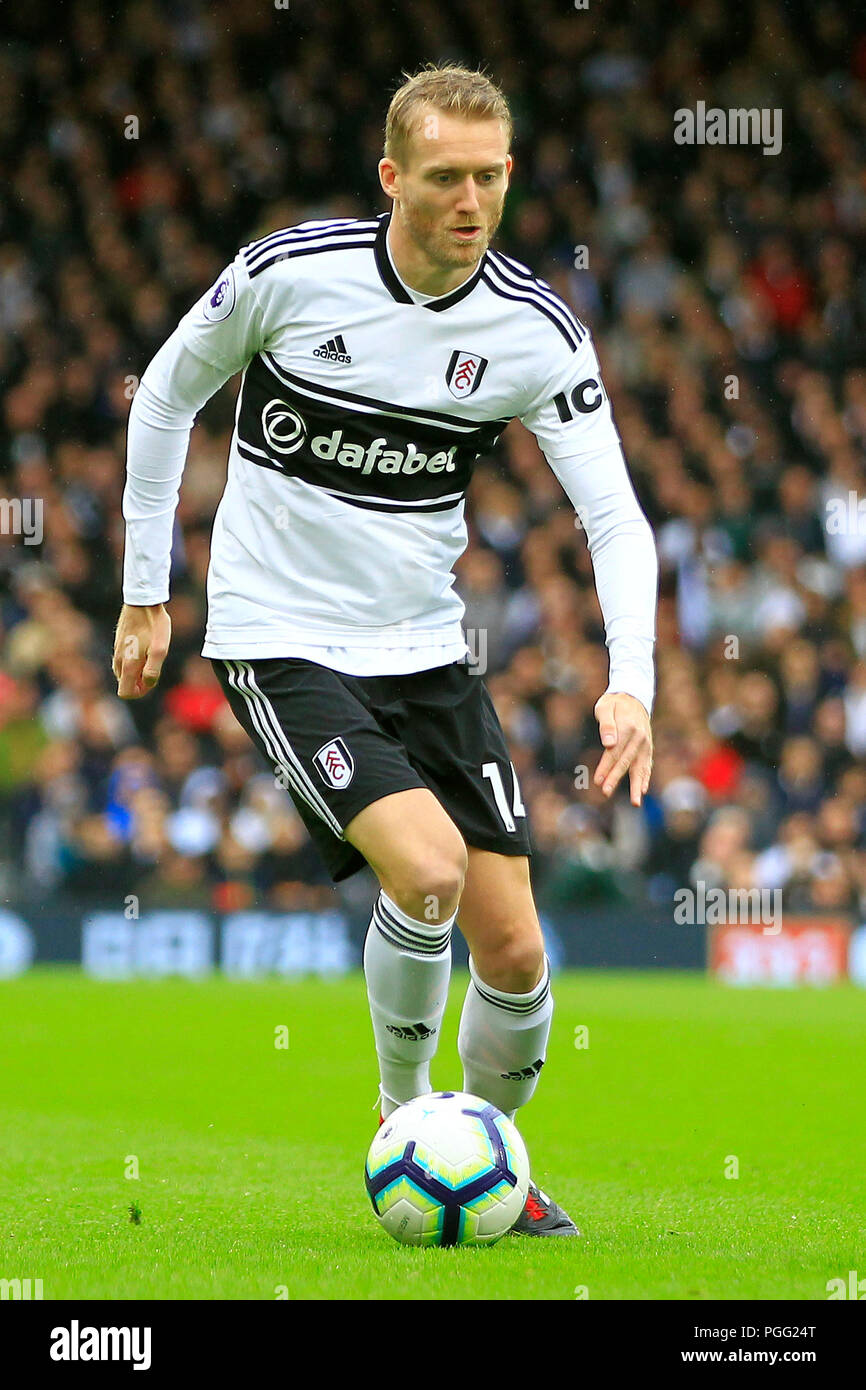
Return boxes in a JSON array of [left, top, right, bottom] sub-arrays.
[[313, 334, 351, 363], [385, 1022, 437, 1041]]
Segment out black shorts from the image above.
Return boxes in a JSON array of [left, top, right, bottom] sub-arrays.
[[212, 656, 532, 882]]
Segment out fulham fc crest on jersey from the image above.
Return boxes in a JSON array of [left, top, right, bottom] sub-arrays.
[[446, 350, 488, 400], [313, 737, 355, 788]]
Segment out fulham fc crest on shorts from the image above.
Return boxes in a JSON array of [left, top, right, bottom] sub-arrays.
[[313, 737, 355, 788], [446, 349, 488, 399]]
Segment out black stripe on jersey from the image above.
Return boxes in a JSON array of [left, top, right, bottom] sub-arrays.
[[317, 484, 466, 514], [261, 352, 510, 436], [247, 232, 380, 280], [234, 353, 502, 510], [244, 219, 356, 264], [243, 218, 380, 273], [235, 441, 467, 514], [480, 268, 582, 351], [486, 249, 587, 343], [245, 220, 379, 269], [246, 217, 376, 255], [314, 489, 467, 515], [373, 211, 488, 312], [237, 430, 466, 506], [483, 259, 585, 350]]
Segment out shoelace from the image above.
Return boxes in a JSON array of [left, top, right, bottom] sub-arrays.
[[374, 1089, 401, 1126]]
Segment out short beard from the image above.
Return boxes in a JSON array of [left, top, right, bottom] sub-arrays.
[[397, 192, 505, 272]]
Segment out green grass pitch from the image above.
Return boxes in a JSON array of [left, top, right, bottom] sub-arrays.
[[0, 968, 862, 1300]]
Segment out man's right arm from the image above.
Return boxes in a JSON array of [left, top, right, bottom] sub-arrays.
[[114, 253, 266, 698]]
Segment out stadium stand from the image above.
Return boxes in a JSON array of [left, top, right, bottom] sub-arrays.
[[1, 0, 865, 925]]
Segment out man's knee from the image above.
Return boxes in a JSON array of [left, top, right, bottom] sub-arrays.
[[346, 789, 468, 921], [473, 927, 545, 994], [380, 832, 468, 923]]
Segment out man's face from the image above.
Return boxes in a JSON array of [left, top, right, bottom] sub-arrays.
[[383, 110, 512, 270]]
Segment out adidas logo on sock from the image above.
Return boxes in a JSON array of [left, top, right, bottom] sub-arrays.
[[499, 1058, 545, 1081], [313, 333, 351, 363], [385, 1022, 436, 1041]]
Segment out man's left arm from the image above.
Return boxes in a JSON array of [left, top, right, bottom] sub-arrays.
[[519, 331, 658, 806]]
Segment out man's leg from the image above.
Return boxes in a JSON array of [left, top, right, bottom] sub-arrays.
[[454, 849, 551, 1119], [210, 657, 465, 1120], [345, 787, 468, 1117], [455, 848, 577, 1236]]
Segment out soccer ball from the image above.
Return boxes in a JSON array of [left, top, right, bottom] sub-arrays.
[[364, 1091, 530, 1247]]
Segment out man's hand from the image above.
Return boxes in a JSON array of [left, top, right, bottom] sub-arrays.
[[593, 690, 653, 806], [112, 603, 171, 699]]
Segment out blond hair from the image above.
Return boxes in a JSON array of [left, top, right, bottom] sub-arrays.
[[384, 63, 513, 165]]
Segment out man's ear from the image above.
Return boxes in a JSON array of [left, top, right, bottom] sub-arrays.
[[378, 157, 399, 202]]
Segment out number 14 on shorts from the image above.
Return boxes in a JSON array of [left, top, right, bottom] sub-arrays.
[[483, 761, 526, 833]]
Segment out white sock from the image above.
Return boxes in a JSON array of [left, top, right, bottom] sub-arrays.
[[458, 955, 553, 1118], [363, 889, 455, 1118]]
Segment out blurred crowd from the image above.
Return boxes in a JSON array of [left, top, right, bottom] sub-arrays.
[[2, 0, 866, 921]]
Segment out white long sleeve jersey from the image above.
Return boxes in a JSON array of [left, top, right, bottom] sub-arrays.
[[123, 212, 658, 712]]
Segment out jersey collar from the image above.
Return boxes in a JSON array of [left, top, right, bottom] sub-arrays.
[[374, 211, 488, 312]]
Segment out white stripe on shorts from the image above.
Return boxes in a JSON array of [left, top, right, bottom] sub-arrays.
[[224, 659, 345, 837]]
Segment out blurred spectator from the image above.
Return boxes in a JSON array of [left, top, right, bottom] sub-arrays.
[[1, 0, 865, 921]]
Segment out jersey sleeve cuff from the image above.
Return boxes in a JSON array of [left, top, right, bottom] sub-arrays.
[[122, 589, 169, 607], [603, 673, 654, 719]]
